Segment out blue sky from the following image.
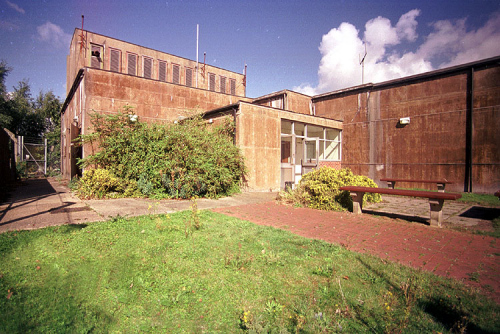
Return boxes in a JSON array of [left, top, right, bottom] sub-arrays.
[[1, 0, 499, 100]]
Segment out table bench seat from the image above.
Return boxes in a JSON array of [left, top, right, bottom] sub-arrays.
[[339, 186, 462, 227], [380, 178, 452, 192]]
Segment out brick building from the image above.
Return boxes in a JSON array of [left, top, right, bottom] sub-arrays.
[[61, 29, 499, 193]]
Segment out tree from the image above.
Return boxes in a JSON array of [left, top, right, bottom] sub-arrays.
[[0, 60, 62, 172], [0, 61, 13, 129]]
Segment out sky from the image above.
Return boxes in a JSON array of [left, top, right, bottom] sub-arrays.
[[0, 0, 499, 101]]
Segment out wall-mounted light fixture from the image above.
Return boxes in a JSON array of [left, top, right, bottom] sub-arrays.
[[399, 117, 410, 125]]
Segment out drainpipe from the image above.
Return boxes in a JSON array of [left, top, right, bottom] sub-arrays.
[[464, 68, 474, 192]]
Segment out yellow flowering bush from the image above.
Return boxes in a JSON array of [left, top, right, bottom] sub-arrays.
[[283, 167, 381, 211]]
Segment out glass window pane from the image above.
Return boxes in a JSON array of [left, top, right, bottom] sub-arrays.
[[308, 125, 323, 139], [326, 128, 340, 141], [295, 123, 305, 136], [319, 140, 325, 159], [296, 137, 304, 163], [281, 137, 292, 163], [306, 141, 316, 161], [281, 120, 292, 134], [324, 141, 340, 160]]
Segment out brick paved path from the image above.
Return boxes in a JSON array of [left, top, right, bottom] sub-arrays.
[[212, 202, 499, 303]]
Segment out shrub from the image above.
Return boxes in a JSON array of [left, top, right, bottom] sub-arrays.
[[76, 168, 140, 199], [78, 109, 245, 199], [280, 167, 381, 211]]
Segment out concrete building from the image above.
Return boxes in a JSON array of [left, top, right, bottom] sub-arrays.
[[61, 29, 343, 191], [61, 28, 499, 193], [312, 57, 500, 193]]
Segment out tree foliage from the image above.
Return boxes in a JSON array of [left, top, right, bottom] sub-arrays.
[[78, 109, 246, 199], [0, 61, 62, 140]]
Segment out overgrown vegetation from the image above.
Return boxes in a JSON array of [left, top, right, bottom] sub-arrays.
[[75, 109, 245, 199], [0, 211, 497, 333], [279, 167, 381, 211]]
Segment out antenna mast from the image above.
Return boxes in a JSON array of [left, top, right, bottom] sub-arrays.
[[359, 42, 367, 84], [79, 15, 87, 54]]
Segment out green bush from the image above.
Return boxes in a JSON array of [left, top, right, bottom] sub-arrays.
[[75, 168, 140, 199], [280, 167, 381, 211], [78, 109, 245, 199]]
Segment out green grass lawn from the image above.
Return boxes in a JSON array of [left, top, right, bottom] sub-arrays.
[[0, 210, 498, 333]]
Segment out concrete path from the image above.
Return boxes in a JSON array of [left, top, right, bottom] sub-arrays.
[[1, 177, 499, 303], [0, 177, 276, 233]]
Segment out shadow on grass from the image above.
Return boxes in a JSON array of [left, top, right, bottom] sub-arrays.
[[459, 206, 500, 221], [0, 277, 113, 332], [356, 256, 498, 333], [420, 297, 497, 334]]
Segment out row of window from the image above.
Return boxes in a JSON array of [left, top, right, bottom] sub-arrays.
[[90, 44, 237, 95], [281, 120, 342, 162]]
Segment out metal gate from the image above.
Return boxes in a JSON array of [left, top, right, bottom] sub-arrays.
[[17, 136, 48, 176]]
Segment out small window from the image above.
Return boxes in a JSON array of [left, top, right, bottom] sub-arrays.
[[91, 44, 103, 69], [220, 76, 226, 94], [185, 67, 193, 87], [308, 125, 324, 139], [294, 123, 305, 137], [143, 57, 153, 79], [158, 60, 167, 82], [110, 48, 121, 72], [208, 73, 216, 91], [230, 79, 236, 95], [281, 120, 292, 135], [172, 64, 180, 84], [127, 53, 137, 75]]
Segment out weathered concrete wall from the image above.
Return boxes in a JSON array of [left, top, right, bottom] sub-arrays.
[[286, 91, 312, 115], [237, 103, 281, 191], [472, 66, 500, 193], [68, 29, 246, 97], [84, 68, 250, 124], [312, 63, 500, 193]]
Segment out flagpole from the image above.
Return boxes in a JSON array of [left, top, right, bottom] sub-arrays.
[[196, 24, 199, 88]]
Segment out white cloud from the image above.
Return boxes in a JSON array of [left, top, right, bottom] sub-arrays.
[[6, 1, 25, 14], [295, 10, 500, 95], [37, 22, 71, 49]]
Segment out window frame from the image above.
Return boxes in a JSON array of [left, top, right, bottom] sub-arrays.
[[90, 43, 103, 69], [230, 78, 236, 95], [158, 60, 167, 82], [208, 73, 216, 92], [109, 48, 121, 72], [143, 56, 153, 79], [185, 67, 193, 87], [220, 76, 226, 94], [127, 52, 138, 76], [280, 120, 342, 162], [172, 63, 180, 84]]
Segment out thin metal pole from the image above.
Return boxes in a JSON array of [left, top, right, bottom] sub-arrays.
[[196, 24, 199, 88], [44, 138, 48, 175]]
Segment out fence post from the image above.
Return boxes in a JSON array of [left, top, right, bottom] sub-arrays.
[[20, 136, 24, 161], [44, 138, 47, 175]]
